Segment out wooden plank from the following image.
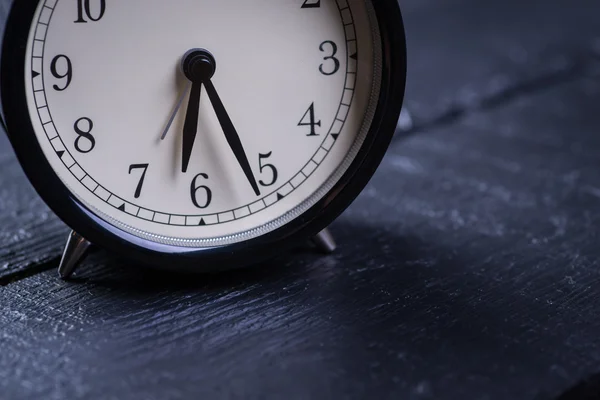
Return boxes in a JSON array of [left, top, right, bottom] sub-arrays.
[[0, 133, 68, 282], [0, 2, 66, 282], [400, 0, 600, 131], [1, 0, 598, 280], [1, 1, 600, 397], [2, 74, 600, 399]]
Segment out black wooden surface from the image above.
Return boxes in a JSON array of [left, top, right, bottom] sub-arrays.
[[2, 1, 600, 399]]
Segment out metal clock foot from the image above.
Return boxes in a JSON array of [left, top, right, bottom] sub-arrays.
[[312, 228, 337, 254], [58, 230, 91, 280]]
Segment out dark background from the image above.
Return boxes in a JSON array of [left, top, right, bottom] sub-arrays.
[[2, 0, 600, 399]]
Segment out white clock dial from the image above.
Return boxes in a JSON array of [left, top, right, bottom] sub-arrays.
[[24, 0, 382, 247]]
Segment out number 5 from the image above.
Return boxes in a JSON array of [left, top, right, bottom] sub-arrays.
[[258, 152, 278, 187]]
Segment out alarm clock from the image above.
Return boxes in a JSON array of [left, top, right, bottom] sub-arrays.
[[0, 0, 406, 279]]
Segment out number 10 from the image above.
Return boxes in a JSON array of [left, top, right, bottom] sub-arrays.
[[75, 0, 106, 23]]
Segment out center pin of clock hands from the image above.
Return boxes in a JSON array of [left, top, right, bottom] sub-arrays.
[[171, 48, 260, 196]]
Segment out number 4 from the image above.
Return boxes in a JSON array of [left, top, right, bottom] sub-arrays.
[[298, 103, 321, 136]]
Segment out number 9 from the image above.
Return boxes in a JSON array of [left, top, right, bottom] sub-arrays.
[[50, 54, 73, 91]]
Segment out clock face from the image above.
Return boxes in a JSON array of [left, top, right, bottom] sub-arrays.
[[23, 0, 382, 247]]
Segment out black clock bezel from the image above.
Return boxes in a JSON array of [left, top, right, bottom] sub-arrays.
[[1, 0, 406, 272]]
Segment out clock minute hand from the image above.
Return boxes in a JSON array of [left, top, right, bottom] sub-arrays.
[[203, 78, 261, 196], [181, 80, 202, 173]]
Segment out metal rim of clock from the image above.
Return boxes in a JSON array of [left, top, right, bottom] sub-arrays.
[[0, 0, 406, 272]]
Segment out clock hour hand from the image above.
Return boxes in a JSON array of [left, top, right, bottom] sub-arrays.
[[203, 78, 261, 196], [180, 49, 213, 174], [181, 49, 260, 195], [181, 81, 202, 173]]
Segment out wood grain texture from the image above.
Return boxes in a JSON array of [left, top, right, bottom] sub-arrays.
[[1, 0, 600, 399], [400, 0, 600, 132], [0, 133, 68, 282], [2, 62, 600, 400], [2, 0, 598, 280], [0, 0, 68, 282]]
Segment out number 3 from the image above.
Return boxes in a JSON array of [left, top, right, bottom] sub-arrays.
[[319, 40, 340, 76]]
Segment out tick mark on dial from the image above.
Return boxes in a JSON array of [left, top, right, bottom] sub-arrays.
[[28, 0, 364, 240]]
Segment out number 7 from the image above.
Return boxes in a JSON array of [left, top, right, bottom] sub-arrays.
[[129, 164, 149, 199]]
